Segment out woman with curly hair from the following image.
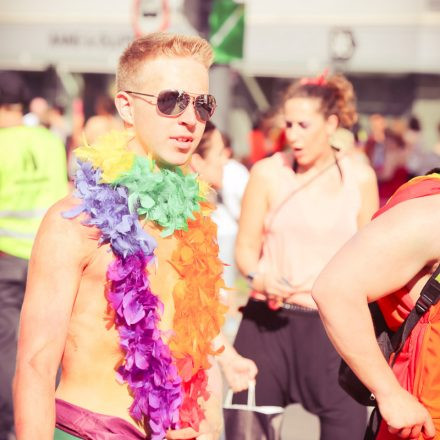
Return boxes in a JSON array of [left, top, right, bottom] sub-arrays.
[[229, 73, 379, 439]]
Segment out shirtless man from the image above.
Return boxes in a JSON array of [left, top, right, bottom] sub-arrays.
[[312, 174, 440, 439], [14, 33, 235, 440]]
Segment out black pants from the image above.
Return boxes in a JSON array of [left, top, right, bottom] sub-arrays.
[[0, 253, 28, 440], [230, 299, 367, 440]]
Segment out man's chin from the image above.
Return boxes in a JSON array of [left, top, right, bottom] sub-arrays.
[[155, 153, 190, 169]]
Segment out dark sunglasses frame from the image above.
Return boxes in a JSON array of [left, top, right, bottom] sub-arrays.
[[124, 89, 216, 122]]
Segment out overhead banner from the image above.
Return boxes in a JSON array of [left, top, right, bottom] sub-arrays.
[[209, 0, 245, 64]]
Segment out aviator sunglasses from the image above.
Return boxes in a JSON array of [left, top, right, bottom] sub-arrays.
[[124, 89, 217, 122]]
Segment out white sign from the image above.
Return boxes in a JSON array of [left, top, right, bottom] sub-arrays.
[[0, 0, 197, 73]]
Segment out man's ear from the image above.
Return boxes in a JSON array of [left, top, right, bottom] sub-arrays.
[[115, 91, 134, 125]]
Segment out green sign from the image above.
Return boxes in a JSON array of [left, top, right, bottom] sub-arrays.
[[209, 0, 245, 64]]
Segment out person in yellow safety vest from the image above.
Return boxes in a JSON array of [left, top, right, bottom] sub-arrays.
[[0, 71, 68, 440]]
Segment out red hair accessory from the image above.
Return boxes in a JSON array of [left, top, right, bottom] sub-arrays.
[[300, 68, 329, 86]]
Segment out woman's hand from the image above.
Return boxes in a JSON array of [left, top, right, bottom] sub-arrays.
[[253, 271, 292, 309], [252, 272, 292, 296]]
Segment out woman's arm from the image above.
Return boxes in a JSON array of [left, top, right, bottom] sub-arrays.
[[235, 161, 270, 291], [235, 158, 295, 299]]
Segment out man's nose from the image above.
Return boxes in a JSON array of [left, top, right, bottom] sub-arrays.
[[178, 99, 197, 127]]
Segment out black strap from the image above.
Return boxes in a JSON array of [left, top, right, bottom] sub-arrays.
[[390, 264, 440, 365], [364, 407, 382, 440]]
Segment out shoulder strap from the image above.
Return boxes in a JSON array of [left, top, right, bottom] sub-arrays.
[[391, 264, 440, 363]]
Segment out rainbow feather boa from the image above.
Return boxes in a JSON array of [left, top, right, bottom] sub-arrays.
[[64, 132, 226, 439]]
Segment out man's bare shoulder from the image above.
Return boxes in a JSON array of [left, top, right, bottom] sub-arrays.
[[42, 195, 82, 229], [314, 193, 440, 303], [378, 193, 440, 224], [37, 194, 99, 255], [404, 193, 440, 234], [368, 194, 440, 260], [46, 193, 80, 214]]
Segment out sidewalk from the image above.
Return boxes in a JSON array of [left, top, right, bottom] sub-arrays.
[[282, 405, 320, 440]]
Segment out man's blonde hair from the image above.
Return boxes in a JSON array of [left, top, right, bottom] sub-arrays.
[[116, 32, 214, 91]]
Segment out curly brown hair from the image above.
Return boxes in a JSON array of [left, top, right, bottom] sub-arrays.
[[283, 74, 357, 129]]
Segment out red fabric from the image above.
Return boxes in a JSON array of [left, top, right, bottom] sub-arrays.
[[378, 167, 410, 206], [373, 175, 440, 219], [248, 130, 266, 164], [248, 129, 286, 165]]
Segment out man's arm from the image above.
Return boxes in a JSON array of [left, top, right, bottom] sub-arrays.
[[312, 195, 440, 439], [13, 198, 93, 440], [199, 357, 223, 440], [194, 336, 258, 439]]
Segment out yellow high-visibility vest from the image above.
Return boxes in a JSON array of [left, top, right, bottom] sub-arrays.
[[0, 125, 68, 259]]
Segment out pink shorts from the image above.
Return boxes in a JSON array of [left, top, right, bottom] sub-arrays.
[[55, 398, 147, 439]]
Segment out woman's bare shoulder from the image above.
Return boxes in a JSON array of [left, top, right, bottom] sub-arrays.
[[250, 153, 287, 179], [344, 154, 377, 186]]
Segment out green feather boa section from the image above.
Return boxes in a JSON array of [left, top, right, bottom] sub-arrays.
[[112, 156, 205, 237]]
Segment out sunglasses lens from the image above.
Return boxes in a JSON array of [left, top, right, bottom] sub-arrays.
[[195, 95, 216, 122], [156, 90, 188, 116], [156, 90, 216, 121]]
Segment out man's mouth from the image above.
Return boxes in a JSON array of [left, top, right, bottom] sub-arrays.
[[170, 136, 193, 143]]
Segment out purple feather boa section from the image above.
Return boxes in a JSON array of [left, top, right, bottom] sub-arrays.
[[108, 252, 182, 438], [63, 160, 182, 440]]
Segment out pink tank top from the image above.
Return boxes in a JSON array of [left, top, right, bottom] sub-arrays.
[[255, 152, 361, 298]]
